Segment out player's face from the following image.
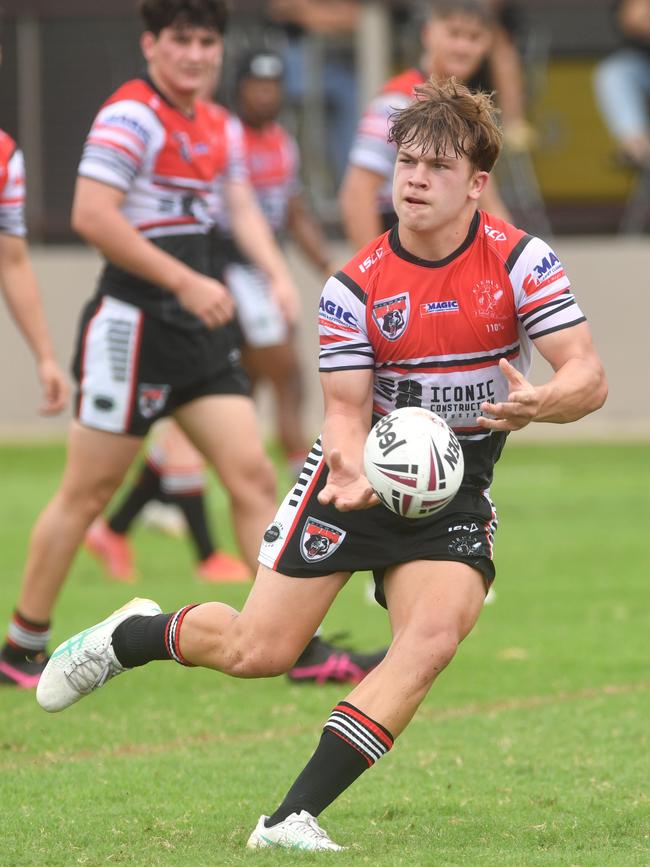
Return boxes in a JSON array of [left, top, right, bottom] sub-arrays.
[[238, 78, 283, 126], [422, 13, 492, 82], [392, 141, 487, 236], [142, 25, 223, 105]]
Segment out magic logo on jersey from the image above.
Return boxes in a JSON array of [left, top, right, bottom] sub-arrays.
[[524, 250, 565, 295], [372, 293, 410, 340], [300, 517, 346, 562]]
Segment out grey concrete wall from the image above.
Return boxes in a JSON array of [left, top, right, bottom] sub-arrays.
[[1, 238, 648, 442]]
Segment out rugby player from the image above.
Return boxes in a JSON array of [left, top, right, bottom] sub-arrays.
[[37, 78, 607, 853], [0, 0, 297, 687]]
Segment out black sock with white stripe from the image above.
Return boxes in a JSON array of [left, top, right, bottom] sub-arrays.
[[111, 605, 198, 668], [265, 701, 394, 827]]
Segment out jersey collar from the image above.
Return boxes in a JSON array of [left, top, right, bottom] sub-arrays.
[[388, 210, 480, 268]]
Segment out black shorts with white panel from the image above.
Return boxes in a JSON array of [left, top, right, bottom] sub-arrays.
[[71, 294, 250, 437], [258, 439, 498, 608]]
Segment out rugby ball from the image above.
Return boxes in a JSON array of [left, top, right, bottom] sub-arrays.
[[363, 407, 464, 519]]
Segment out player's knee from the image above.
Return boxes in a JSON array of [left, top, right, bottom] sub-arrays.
[[59, 475, 120, 521], [227, 643, 294, 678], [402, 628, 460, 694], [231, 453, 276, 506]]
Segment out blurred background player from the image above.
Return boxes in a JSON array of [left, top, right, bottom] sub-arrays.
[[0, 37, 70, 686], [87, 48, 335, 583], [86, 417, 250, 583], [339, 0, 510, 249], [0, 0, 300, 689], [594, 0, 650, 170], [83, 36, 385, 683], [264, 0, 361, 189]]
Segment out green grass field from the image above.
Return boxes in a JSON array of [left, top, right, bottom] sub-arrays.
[[1, 440, 649, 866]]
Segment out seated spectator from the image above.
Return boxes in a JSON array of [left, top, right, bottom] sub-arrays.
[[594, 0, 650, 168]]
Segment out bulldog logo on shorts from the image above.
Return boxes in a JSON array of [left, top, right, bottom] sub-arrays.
[[138, 383, 170, 419], [372, 293, 410, 341], [301, 517, 346, 562]]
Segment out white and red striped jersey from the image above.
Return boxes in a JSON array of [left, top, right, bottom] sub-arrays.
[[0, 130, 27, 238], [212, 120, 301, 237], [347, 69, 426, 216], [319, 211, 586, 488], [78, 78, 247, 326]]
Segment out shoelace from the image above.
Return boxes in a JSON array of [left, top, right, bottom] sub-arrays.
[[64, 649, 122, 694], [283, 814, 334, 847]]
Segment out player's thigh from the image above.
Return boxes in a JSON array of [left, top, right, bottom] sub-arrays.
[[173, 394, 273, 489], [235, 564, 350, 662], [384, 559, 486, 647], [59, 421, 142, 502], [243, 341, 301, 385]]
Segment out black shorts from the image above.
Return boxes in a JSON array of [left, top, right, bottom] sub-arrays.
[[72, 294, 250, 437], [258, 439, 498, 608]]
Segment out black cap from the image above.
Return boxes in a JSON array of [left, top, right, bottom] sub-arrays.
[[236, 50, 285, 85]]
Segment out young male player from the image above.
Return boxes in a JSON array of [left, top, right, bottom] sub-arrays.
[[0, 0, 299, 688], [340, 0, 508, 249], [37, 78, 607, 851]]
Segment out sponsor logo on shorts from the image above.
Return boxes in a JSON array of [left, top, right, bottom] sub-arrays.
[[138, 383, 170, 419], [372, 293, 410, 340], [93, 395, 115, 412], [263, 522, 283, 545], [447, 535, 483, 557], [300, 517, 346, 562]]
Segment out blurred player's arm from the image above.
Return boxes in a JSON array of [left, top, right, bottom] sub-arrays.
[[478, 323, 607, 431], [317, 367, 379, 511], [225, 178, 300, 323], [618, 0, 650, 39], [268, 0, 361, 34], [72, 177, 233, 329], [0, 233, 69, 414], [286, 193, 335, 277], [338, 166, 386, 249]]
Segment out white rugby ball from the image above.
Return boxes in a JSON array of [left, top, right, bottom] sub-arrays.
[[363, 407, 464, 519]]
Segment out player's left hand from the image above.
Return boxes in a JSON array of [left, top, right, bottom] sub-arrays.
[[477, 358, 541, 431], [270, 273, 300, 325], [37, 358, 69, 415], [318, 449, 379, 511]]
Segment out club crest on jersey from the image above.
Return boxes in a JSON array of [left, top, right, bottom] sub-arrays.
[[300, 518, 346, 562], [138, 383, 170, 419], [372, 293, 410, 340], [472, 280, 508, 320]]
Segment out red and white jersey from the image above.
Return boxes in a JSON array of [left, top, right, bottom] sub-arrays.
[[348, 69, 425, 215], [0, 130, 27, 238], [319, 212, 586, 487], [78, 78, 247, 325], [79, 78, 246, 240], [213, 120, 301, 236]]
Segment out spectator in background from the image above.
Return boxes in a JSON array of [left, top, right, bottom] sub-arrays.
[[594, 0, 650, 168], [469, 1, 537, 154], [339, 0, 510, 250], [265, 0, 361, 187]]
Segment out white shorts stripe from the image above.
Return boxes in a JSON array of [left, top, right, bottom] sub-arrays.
[[78, 297, 143, 433]]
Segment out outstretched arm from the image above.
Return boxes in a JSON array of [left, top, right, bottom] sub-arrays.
[[0, 233, 69, 414], [317, 367, 379, 511], [477, 322, 607, 431]]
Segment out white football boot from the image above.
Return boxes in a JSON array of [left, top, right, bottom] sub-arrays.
[[36, 597, 162, 713], [247, 811, 344, 851]]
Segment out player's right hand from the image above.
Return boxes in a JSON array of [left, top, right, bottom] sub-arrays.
[[37, 358, 69, 415], [176, 274, 235, 329], [318, 449, 379, 512]]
